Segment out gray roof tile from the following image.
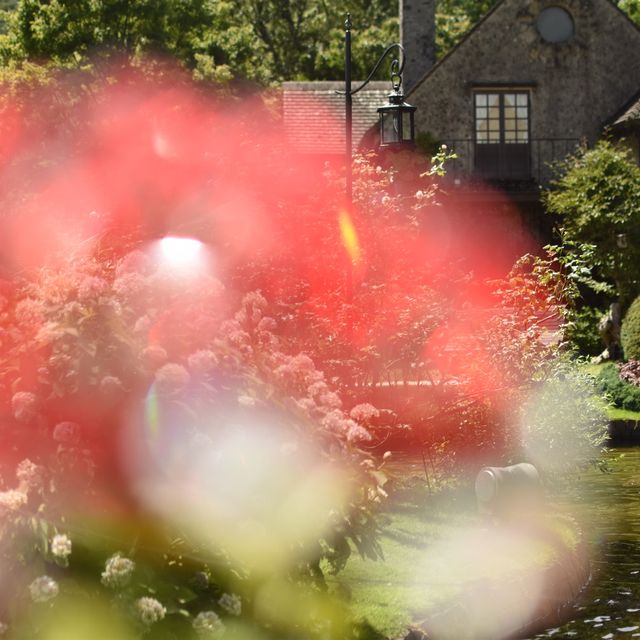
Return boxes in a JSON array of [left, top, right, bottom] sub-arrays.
[[282, 81, 390, 154]]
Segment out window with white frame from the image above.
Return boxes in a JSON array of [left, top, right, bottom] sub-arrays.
[[474, 92, 530, 144]]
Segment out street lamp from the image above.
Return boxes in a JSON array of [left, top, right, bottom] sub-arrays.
[[339, 14, 417, 203]]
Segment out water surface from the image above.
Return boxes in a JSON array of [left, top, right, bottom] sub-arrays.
[[531, 447, 640, 639]]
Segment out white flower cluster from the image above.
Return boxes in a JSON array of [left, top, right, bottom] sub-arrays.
[[51, 534, 72, 559], [135, 597, 166, 626], [218, 592, 241, 616], [0, 489, 27, 511], [29, 575, 59, 603], [101, 553, 135, 588], [192, 610, 225, 637]]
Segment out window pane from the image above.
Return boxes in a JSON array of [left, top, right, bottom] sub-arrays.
[[505, 130, 516, 142], [476, 94, 487, 106], [402, 113, 412, 141], [504, 106, 515, 119], [517, 120, 528, 131], [477, 131, 488, 143], [488, 94, 500, 106], [476, 107, 487, 118], [488, 131, 500, 142], [519, 132, 529, 142], [504, 118, 516, 130], [516, 94, 528, 106], [489, 107, 499, 119], [517, 107, 528, 118], [504, 94, 515, 106]]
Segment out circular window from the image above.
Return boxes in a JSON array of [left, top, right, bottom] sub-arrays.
[[536, 6, 574, 43]]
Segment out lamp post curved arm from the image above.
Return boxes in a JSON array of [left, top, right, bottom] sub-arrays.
[[338, 14, 408, 204], [337, 43, 406, 97]]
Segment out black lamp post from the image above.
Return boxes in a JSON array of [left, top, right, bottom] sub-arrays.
[[339, 14, 417, 203]]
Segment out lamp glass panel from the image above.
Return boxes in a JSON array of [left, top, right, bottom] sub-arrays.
[[402, 111, 413, 141], [381, 111, 399, 144]]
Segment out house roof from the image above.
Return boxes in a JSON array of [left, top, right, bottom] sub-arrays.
[[406, 0, 508, 99], [609, 90, 640, 128], [282, 81, 389, 155]]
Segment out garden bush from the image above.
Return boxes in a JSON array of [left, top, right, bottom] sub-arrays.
[[520, 362, 608, 473], [595, 362, 640, 411], [622, 295, 640, 360], [565, 305, 606, 357]]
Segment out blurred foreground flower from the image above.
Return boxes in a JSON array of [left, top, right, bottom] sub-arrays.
[[101, 554, 136, 588], [135, 597, 166, 626], [218, 592, 241, 616], [51, 534, 72, 559], [29, 576, 59, 603], [193, 611, 225, 637]]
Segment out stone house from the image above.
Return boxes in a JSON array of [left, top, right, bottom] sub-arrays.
[[284, 0, 640, 187], [282, 0, 640, 253], [408, 0, 640, 187]]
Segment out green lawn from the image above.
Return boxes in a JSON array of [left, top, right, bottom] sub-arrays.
[[580, 362, 640, 421], [607, 406, 640, 421], [332, 478, 580, 639]]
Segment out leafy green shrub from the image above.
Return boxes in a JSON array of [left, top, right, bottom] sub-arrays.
[[622, 295, 640, 360], [565, 305, 605, 357], [520, 363, 608, 473], [545, 139, 640, 307], [595, 362, 640, 411]]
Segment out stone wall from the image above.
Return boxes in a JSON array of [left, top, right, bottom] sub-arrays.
[[400, 0, 436, 93]]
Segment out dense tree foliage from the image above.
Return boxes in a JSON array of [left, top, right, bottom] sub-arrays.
[[0, 0, 398, 85], [2, 0, 640, 85], [545, 140, 640, 308]]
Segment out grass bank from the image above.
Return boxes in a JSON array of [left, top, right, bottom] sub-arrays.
[[333, 471, 584, 639]]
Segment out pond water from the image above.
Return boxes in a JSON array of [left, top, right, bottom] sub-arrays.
[[530, 447, 640, 639]]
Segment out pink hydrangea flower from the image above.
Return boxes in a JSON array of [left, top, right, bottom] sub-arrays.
[[100, 375, 124, 395], [155, 363, 190, 395], [134, 315, 152, 334], [346, 423, 372, 443], [349, 403, 380, 422], [257, 317, 277, 332], [187, 350, 218, 375], [53, 421, 81, 445], [11, 391, 38, 424], [14, 298, 43, 325], [112, 272, 148, 302], [318, 391, 342, 409], [116, 250, 153, 277], [141, 345, 168, 371], [77, 276, 109, 302], [16, 459, 44, 491]]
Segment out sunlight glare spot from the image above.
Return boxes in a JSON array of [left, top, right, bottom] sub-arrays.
[[338, 210, 361, 264], [158, 236, 204, 272]]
